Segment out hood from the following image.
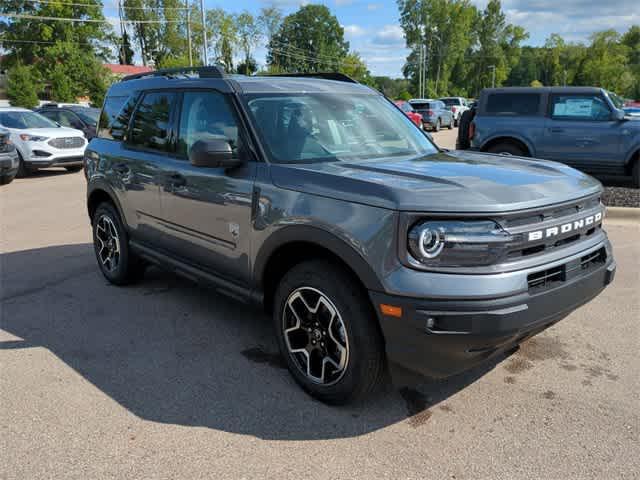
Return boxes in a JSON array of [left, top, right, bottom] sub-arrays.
[[7, 127, 84, 138], [270, 150, 602, 213]]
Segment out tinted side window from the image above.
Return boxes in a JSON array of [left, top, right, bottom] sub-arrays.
[[130, 92, 176, 151], [59, 111, 83, 129], [177, 91, 239, 158], [39, 110, 60, 123], [486, 93, 541, 115], [550, 95, 611, 121], [98, 95, 130, 139]]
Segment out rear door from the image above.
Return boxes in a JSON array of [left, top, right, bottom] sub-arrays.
[[157, 89, 256, 286], [539, 93, 623, 172]]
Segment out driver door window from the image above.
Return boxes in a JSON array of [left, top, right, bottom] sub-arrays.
[[177, 91, 239, 158]]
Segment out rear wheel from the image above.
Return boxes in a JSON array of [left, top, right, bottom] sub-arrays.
[[92, 202, 146, 285], [433, 119, 440, 132], [486, 141, 527, 157], [273, 260, 386, 404]]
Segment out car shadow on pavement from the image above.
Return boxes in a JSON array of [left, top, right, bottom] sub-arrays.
[[1, 243, 504, 440]]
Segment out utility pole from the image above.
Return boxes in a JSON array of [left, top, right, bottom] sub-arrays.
[[199, 0, 208, 65], [422, 43, 427, 98], [117, 0, 125, 64], [489, 65, 496, 88], [418, 44, 423, 99], [186, 0, 193, 66]]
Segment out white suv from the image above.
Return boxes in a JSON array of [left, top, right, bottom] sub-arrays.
[[439, 97, 469, 127], [0, 107, 87, 176]]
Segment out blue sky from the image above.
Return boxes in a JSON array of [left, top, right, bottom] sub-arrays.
[[110, 0, 638, 77]]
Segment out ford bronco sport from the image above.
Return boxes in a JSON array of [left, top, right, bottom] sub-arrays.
[[86, 67, 616, 404], [457, 87, 640, 187]]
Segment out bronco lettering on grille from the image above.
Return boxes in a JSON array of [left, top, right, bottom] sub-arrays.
[[527, 212, 602, 242]]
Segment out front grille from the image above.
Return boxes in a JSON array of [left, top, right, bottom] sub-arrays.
[[48, 137, 85, 149], [580, 248, 606, 271], [527, 265, 565, 291], [503, 195, 604, 260]]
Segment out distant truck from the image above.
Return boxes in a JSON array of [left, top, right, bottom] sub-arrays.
[[457, 87, 640, 187]]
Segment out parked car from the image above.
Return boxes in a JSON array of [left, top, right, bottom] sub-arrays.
[[394, 100, 423, 128], [623, 106, 640, 118], [86, 67, 615, 404], [0, 127, 19, 185], [408, 99, 454, 131], [0, 107, 87, 176], [457, 87, 640, 187], [36, 104, 100, 140], [439, 96, 469, 126]]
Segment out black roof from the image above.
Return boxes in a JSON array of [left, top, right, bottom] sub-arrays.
[[481, 86, 605, 95]]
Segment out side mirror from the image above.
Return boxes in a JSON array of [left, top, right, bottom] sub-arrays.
[[612, 109, 627, 121], [189, 139, 243, 169]]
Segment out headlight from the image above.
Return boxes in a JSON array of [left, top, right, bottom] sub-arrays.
[[407, 220, 515, 267], [19, 134, 49, 142]]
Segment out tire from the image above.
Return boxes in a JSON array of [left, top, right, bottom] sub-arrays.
[[16, 151, 31, 178], [433, 119, 440, 132], [448, 117, 454, 130], [456, 109, 475, 150], [454, 118, 459, 127], [92, 202, 146, 285], [486, 141, 527, 157], [632, 157, 640, 188], [273, 260, 386, 405], [0, 173, 16, 185], [65, 166, 83, 173]]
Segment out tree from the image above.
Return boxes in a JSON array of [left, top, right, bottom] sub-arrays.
[[530, 80, 543, 87], [621, 25, 640, 98], [235, 11, 261, 70], [49, 64, 76, 102], [258, 6, 283, 44], [207, 8, 237, 71], [340, 53, 373, 84], [119, 30, 135, 65], [267, 5, 349, 72], [236, 58, 258, 75], [6, 64, 40, 109]]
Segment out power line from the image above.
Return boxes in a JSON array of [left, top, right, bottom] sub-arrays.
[[16, 0, 189, 11], [2, 12, 189, 23], [0, 37, 121, 46]]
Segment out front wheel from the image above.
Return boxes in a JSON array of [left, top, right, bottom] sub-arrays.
[[16, 152, 31, 178], [0, 173, 16, 185], [65, 166, 83, 173], [448, 117, 454, 129], [92, 202, 145, 285], [433, 119, 440, 132], [273, 260, 386, 404], [632, 158, 639, 188]]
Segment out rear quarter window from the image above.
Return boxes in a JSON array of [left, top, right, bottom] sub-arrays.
[[485, 93, 541, 116]]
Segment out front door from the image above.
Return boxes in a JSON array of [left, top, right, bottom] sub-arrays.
[[539, 93, 623, 172], [158, 90, 256, 287]]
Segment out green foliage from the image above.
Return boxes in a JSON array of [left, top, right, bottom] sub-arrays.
[[530, 80, 543, 87], [119, 30, 135, 65], [267, 5, 349, 72], [6, 64, 40, 109], [206, 8, 238, 71], [340, 53, 373, 85], [398, 91, 412, 101], [237, 58, 258, 75], [49, 64, 76, 102]]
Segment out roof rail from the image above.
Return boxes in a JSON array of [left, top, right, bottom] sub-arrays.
[[121, 65, 226, 82], [262, 72, 358, 84]]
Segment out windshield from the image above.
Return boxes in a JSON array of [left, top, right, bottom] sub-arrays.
[[606, 91, 625, 109], [244, 93, 437, 164], [0, 111, 58, 129], [409, 102, 432, 110], [74, 108, 100, 126]]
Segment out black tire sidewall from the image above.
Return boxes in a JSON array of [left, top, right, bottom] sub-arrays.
[[488, 142, 526, 157], [273, 261, 384, 404], [0, 174, 16, 185]]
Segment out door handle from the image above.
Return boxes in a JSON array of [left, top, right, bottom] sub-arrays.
[[113, 163, 129, 174], [549, 128, 564, 133]]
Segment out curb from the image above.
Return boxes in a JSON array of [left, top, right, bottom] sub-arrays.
[[605, 206, 640, 224]]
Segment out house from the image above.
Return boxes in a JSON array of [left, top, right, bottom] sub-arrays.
[[103, 64, 154, 79]]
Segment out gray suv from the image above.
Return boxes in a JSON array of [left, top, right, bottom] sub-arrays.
[[86, 68, 616, 404], [460, 87, 640, 187]]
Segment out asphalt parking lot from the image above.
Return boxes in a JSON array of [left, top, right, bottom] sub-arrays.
[[1, 158, 639, 479]]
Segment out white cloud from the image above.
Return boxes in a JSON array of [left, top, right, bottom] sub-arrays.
[[367, 3, 382, 10], [343, 24, 367, 38], [335, 0, 354, 5], [372, 24, 405, 45]]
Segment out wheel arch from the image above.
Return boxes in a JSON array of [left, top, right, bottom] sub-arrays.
[[480, 135, 533, 156], [87, 181, 125, 225], [624, 145, 640, 171], [254, 226, 384, 314]]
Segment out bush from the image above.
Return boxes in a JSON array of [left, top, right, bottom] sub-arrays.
[[7, 64, 40, 109]]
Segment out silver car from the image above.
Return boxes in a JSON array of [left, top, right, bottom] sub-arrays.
[[408, 99, 454, 131]]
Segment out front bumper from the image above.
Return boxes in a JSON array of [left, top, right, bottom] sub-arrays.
[[0, 149, 19, 175], [370, 241, 615, 378], [20, 139, 86, 170]]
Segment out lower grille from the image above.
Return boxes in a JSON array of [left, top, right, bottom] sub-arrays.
[[527, 265, 565, 291], [580, 248, 606, 270], [48, 137, 85, 149]]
